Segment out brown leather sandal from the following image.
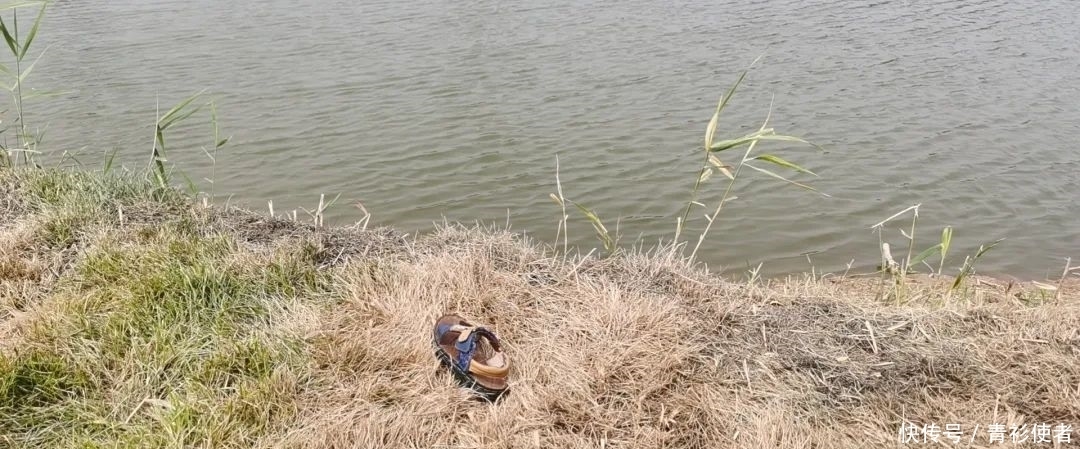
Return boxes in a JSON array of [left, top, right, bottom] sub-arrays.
[[433, 314, 510, 401]]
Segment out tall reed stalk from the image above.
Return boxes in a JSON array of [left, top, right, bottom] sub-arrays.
[[0, 0, 48, 167], [199, 101, 230, 204]]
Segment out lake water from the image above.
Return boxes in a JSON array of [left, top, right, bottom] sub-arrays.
[[16, 0, 1080, 279]]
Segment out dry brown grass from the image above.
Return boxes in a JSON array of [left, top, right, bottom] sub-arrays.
[[282, 226, 1080, 448], [2, 168, 1078, 448]]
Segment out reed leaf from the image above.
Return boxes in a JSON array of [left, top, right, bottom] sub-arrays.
[[710, 131, 819, 153], [755, 133, 826, 152], [179, 171, 199, 195], [0, 1, 44, 11], [938, 226, 953, 274], [0, 15, 18, 58], [743, 163, 826, 195], [707, 154, 734, 179], [908, 243, 942, 269], [158, 89, 207, 129], [704, 100, 720, 150], [973, 238, 1003, 258], [698, 167, 713, 183], [549, 193, 563, 206], [753, 154, 817, 176], [951, 238, 1005, 290], [17, 0, 44, 59], [704, 61, 752, 151], [709, 131, 769, 153], [102, 148, 119, 174], [570, 200, 614, 253]]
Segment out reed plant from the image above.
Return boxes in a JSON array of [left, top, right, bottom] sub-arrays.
[[676, 61, 827, 263], [552, 61, 826, 262], [197, 101, 231, 205], [148, 90, 206, 189], [871, 204, 1005, 302], [549, 60, 1029, 303], [0, 0, 49, 167]]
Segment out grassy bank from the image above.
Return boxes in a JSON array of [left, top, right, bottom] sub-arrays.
[[1, 166, 1078, 448]]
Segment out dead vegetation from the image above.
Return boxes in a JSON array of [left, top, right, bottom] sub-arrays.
[[289, 230, 1080, 448], [1, 168, 1078, 448]]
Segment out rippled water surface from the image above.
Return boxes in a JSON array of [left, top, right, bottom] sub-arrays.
[[20, 0, 1080, 278]]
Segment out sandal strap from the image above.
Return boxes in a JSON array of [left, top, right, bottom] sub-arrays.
[[451, 325, 473, 343], [452, 326, 506, 376]]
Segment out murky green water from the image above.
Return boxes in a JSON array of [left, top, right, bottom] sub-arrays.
[[17, 0, 1080, 278]]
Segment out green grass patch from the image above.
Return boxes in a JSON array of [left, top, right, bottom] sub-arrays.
[[0, 209, 327, 447], [20, 169, 183, 210], [6, 169, 190, 248]]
